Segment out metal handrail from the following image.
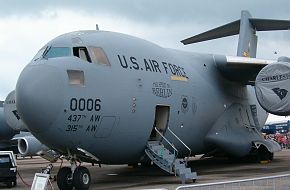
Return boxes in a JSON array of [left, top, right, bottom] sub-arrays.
[[176, 173, 290, 189], [168, 128, 192, 166], [154, 127, 178, 157]]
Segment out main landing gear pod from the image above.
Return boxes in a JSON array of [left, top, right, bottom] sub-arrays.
[[255, 57, 290, 116]]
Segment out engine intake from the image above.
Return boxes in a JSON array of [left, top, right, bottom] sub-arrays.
[[18, 136, 48, 157]]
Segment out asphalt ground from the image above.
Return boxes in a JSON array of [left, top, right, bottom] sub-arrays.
[[1, 149, 290, 190]]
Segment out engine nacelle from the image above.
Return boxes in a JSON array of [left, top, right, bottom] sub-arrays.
[[4, 90, 27, 131], [255, 57, 290, 116], [18, 136, 49, 157]]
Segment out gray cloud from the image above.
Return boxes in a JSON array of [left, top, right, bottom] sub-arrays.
[[1, 1, 290, 61], [1, 0, 290, 57], [2, 0, 290, 54], [2, 0, 290, 24]]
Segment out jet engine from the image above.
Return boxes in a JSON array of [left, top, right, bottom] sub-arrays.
[[255, 57, 290, 116], [17, 136, 49, 157]]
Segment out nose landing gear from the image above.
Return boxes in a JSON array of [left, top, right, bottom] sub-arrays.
[[57, 167, 73, 190], [57, 159, 91, 190], [73, 166, 91, 190]]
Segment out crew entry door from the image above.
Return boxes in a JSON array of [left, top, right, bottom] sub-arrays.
[[150, 105, 170, 141]]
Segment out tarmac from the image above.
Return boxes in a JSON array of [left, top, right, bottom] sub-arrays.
[[1, 149, 290, 190]]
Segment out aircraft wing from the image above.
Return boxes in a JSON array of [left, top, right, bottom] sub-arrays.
[[214, 55, 275, 85], [181, 10, 289, 85]]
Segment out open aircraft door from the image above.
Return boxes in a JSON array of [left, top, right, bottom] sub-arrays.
[[150, 105, 170, 141]]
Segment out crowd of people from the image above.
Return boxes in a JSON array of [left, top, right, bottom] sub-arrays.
[[263, 132, 290, 149]]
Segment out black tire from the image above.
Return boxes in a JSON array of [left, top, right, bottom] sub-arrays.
[[140, 161, 152, 167], [57, 167, 73, 190], [258, 147, 271, 162], [6, 181, 13, 188], [13, 177, 17, 187], [73, 166, 91, 190], [269, 152, 274, 161], [128, 163, 139, 168]]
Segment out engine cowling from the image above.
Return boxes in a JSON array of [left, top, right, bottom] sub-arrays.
[[18, 136, 49, 157], [255, 57, 290, 116]]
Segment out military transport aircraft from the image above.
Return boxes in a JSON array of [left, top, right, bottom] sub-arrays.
[[0, 99, 46, 157], [0, 101, 18, 151], [1, 91, 58, 160], [15, 10, 290, 190]]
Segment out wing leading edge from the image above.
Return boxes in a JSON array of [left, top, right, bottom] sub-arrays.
[[214, 55, 274, 85]]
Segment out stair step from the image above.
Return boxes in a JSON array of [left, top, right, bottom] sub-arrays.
[[175, 158, 185, 164], [158, 149, 170, 156], [175, 164, 186, 171], [162, 154, 175, 161], [175, 159, 185, 166], [151, 145, 164, 151], [164, 159, 175, 165], [148, 141, 159, 145], [145, 141, 197, 183], [180, 172, 197, 184], [186, 172, 197, 179], [176, 167, 191, 176], [175, 161, 186, 167]]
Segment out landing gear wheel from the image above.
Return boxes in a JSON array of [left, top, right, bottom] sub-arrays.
[[73, 166, 91, 190], [269, 152, 274, 161], [258, 147, 272, 162], [141, 161, 152, 167], [12, 177, 17, 187], [128, 163, 139, 168], [6, 181, 13, 188], [57, 167, 73, 190]]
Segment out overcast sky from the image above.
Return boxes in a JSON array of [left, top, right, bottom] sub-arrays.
[[1, 0, 290, 122]]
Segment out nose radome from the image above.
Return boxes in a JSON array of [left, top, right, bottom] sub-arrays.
[[16, 65, 64, 133]]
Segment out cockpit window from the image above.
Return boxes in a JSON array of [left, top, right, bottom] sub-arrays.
[[43, 47, 71, 59], [89, 47, 110, 65], [73, 47, 92, 63], [32, 47, 46, 61]]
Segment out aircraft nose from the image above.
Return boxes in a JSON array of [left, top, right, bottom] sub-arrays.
[[16, 64, 64, 133]]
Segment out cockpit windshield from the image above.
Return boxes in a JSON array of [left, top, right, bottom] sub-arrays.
[[32, 48, 46, 61], [43, 47, 71, 58], [32, 45, 110, 66], [32, 47, 71, 61], [89, 47, 110, 65]]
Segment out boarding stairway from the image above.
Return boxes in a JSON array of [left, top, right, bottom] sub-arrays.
[[145, 128, 197, 184]]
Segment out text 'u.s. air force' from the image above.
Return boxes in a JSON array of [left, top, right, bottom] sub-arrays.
[[117, 55, 188, 78]]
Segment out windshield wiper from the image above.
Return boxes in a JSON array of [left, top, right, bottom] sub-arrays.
[[42, 46, 51, 59]]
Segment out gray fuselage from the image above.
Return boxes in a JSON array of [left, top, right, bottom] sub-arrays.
[[15, 30, 268, 164]]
